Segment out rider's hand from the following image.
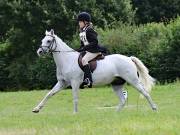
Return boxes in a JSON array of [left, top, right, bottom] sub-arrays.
[[76, 48, 84, 52]]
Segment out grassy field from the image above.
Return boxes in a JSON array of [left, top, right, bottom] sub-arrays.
[[0, 82, 179, 135]]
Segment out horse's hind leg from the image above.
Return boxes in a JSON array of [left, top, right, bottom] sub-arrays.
[[132, 81, 157, 111], [112, 85, 126, 111]]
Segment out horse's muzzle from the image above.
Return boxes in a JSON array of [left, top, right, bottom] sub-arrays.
[[37, 48, 44, 56]]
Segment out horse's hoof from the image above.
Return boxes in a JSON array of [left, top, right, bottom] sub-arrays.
[[116, 106, 123, 112], [32, 108, 40, 113], [73, 111, 78, 114], [152, 105, 158, 111], [152, 107, 157, 111]]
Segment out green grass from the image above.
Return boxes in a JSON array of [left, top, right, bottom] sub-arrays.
[[0, 82, 180, 135]]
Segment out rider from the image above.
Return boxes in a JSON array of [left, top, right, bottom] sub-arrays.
[[76, 12, 107, 88]]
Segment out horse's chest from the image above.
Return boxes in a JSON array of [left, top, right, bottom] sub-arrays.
[[79, 31, 89, 46]]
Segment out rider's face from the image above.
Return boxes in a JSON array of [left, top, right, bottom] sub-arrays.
[[79, 21, 85, 29]]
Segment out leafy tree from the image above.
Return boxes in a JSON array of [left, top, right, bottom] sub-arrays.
[[0, 0, 135, 90], [153, 21, 180, 82], [132, 0, 180, 24]]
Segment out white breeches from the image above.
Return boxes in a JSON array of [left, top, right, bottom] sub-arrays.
[[82, 51, 101, 66]]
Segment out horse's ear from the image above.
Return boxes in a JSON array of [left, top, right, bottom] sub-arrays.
[[45, 30, 48, 35], [50, 29, 54, 35]]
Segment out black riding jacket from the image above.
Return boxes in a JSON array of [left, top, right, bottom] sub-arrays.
[[78, 25, 105, 53]]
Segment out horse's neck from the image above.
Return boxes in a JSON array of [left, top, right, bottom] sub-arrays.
[[53, 36, 79, 73], [55, 36, 73, 51]]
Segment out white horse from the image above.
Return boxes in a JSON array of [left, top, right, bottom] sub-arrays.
[[32, 29, 157, 113]]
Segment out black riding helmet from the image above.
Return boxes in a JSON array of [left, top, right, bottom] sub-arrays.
[[77, 12, 91, 22]]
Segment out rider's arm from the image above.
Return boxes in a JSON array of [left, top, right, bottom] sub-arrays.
[[76, 41, 84, 52]]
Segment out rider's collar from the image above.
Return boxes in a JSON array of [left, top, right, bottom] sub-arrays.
[[80, 24, 90, 32]]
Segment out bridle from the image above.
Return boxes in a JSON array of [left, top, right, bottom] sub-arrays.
[[40, 35, 75, 53]]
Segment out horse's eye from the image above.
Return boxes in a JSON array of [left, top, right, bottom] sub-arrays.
[[47, 40, 51, 43]]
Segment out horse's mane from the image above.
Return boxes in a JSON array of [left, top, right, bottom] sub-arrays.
[[55, 35, 75, 52]]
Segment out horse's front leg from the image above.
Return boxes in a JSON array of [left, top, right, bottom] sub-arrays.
[[71, 80, 80, 113], [32, 81, 66, 113]]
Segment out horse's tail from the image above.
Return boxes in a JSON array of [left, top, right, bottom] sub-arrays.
[[130, 56, 155, 94]]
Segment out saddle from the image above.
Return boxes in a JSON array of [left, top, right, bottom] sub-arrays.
[[78, 52, 105, 72]]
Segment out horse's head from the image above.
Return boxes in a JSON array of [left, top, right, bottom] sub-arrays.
[[37, 29, 57, 56]]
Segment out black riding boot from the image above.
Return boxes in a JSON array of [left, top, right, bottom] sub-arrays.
[[81, 65, 92, 88]]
